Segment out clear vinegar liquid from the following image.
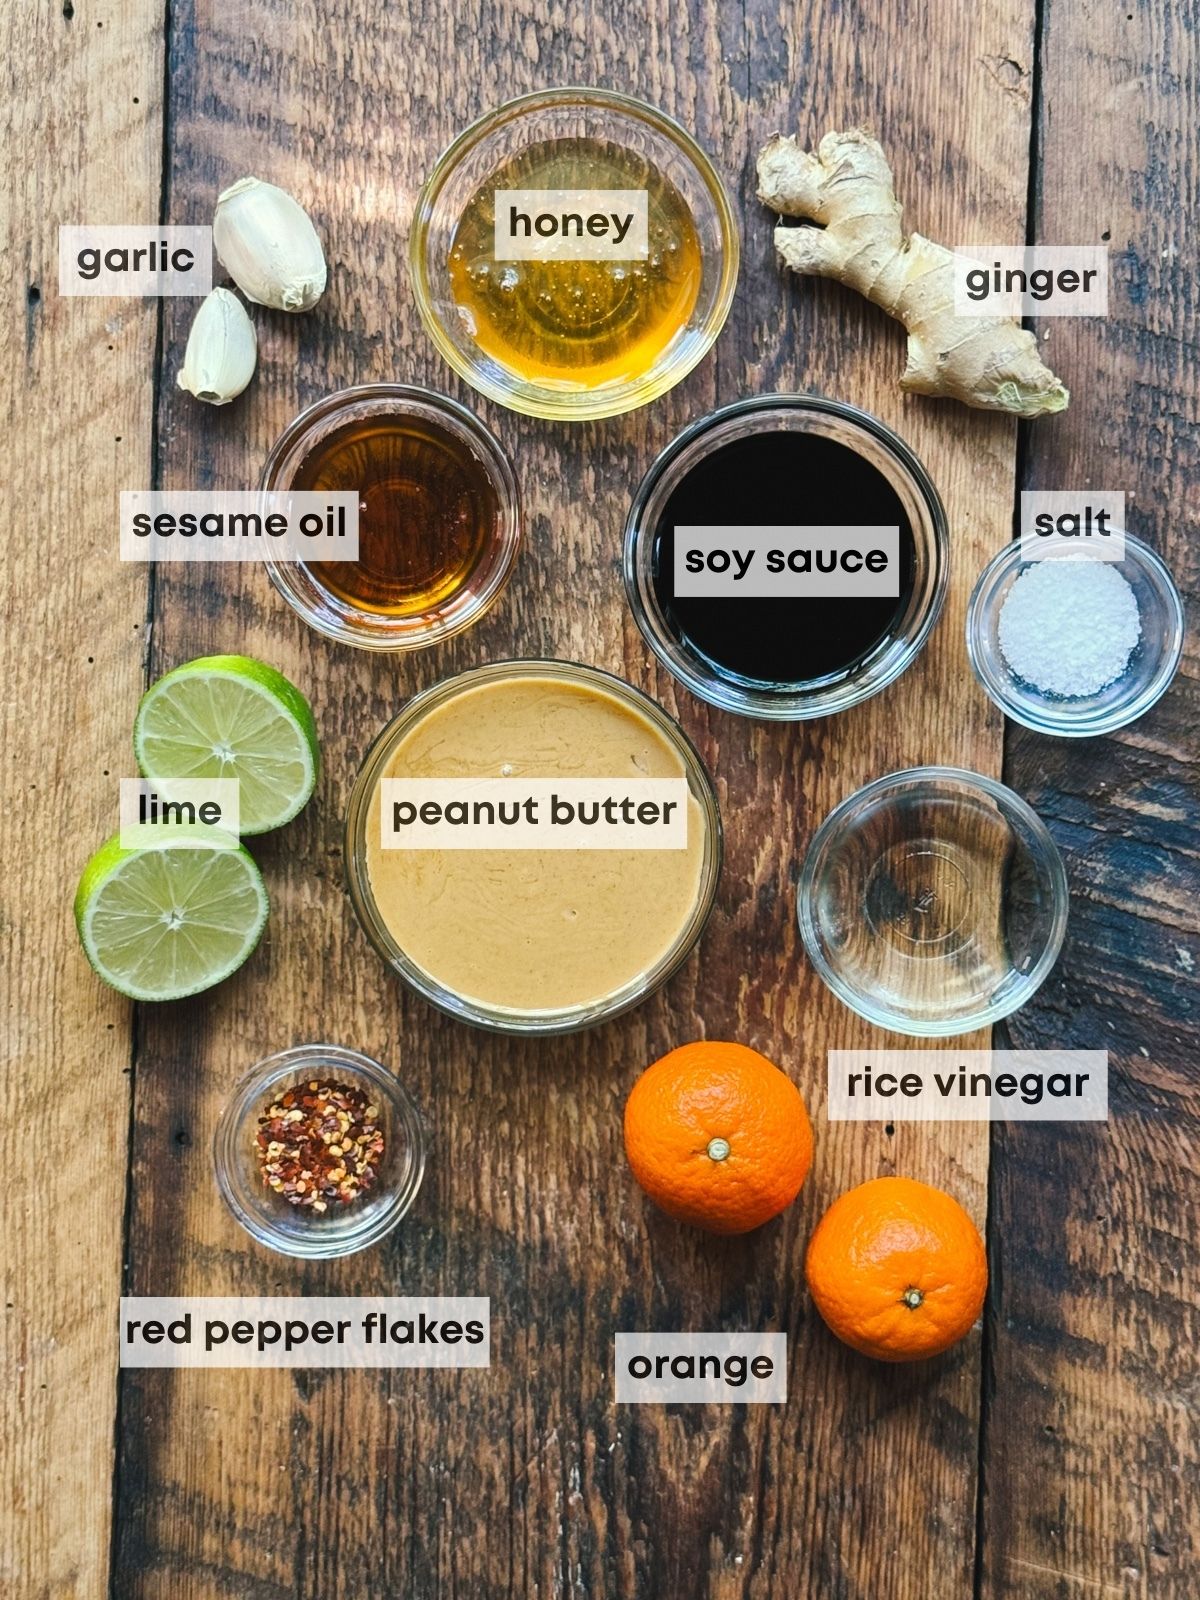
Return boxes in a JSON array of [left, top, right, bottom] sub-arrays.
[[837, 791, 1025, 1025], [448, 138, 703, 388]]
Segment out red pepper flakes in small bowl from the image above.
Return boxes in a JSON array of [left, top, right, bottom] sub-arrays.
[[216, 1045, 425, 1259], [255, 1078, 385, 1212]]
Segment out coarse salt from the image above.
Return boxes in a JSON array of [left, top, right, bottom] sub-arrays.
[[998, 557, 1141, 697]]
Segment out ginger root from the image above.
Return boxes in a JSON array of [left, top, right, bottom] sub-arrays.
[[756, 128, 1069, 418]]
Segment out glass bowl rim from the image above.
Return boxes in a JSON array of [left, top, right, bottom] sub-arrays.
[[965, 530, 1185, 737], [258, 381, 522, 653], [407, 86, 741, 422], [343, 657, 724, 1035], [622, 392, 950, 720], [796, 763, 1070, 1037], [213, 1042, 427, 1259]]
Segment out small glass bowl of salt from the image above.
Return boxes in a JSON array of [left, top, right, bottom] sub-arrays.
[[967, 532, 1184, 737]]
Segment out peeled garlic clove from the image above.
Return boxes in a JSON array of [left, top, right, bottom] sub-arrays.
[[213, 176, 327, 312], [176, 287, 257, 405]]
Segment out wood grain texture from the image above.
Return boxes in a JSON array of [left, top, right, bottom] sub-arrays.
[[105, 2, 1048, 1597], [985, 1, 1200, 1595], [0, 2, 165, 1596]]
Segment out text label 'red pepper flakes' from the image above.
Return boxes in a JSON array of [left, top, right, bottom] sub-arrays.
[[255, 1079, 385, 1212]]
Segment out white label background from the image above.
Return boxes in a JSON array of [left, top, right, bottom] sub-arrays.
[[59, 225, 212, 296], [120, 1297, 491, 1368], [380, 778, 689, 849], [615, 1334, 787, 1404], [120, 490, 360, 562], [1019, 491, 1126, 560], [674, 526, 900, 598], [952, 245, 1109, 316], [828, 1051, 1109, 1121], [119, 777, 240, 849], [494, 189, 649, 261]]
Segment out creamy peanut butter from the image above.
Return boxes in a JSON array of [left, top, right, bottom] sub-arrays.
[[364, 672, 709, 1013]]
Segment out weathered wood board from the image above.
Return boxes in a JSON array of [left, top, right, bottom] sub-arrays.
[[986, 1, 1200, 1595], [0, 1, 162, 1595], [113, 2, 1028, 1595], [5, 0, 1197, 1596]]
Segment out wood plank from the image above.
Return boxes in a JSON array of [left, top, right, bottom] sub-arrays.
[[115, 1, 1036, 1595], [0, 2, 165, 1595], [984, 0, 1200, 1595], [719, 5, 1033, 1596]]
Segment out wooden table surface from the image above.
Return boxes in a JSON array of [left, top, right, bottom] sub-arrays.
[[4, 0, 1197, 1596]]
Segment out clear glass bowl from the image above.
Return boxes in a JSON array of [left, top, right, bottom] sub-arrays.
[[966, 532, 1184, 736], [797, 767, 1069, 1036], [622, 395, 949, 719], [344, 659, 723, 1034], [409, 88, 739, 420], [214, 1044, 426, 1259], [260, 384, 521, 651]]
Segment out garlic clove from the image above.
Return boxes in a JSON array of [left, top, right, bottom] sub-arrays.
[[213, 176, 327, 313], [177, 287, 258, 405]]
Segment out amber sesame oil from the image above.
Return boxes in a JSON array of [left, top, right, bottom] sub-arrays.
[[448, 138, 702, 389]]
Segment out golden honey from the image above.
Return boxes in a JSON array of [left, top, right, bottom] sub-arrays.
[[447, 138, 702, 388]]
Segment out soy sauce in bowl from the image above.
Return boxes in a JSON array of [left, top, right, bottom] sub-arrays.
[[623, 396, 949, 721], [651, 428, 917, 686]]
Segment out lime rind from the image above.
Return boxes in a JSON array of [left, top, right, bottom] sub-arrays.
[[133, 655, 319, 836], [75, 833, 269, 1002], [119, 820, 242, 852]]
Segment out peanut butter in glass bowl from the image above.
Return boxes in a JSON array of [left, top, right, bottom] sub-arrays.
[[344, 661, 722, 1035]]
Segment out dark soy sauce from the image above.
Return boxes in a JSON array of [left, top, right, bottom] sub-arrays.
[[651, 430, 917, 686]]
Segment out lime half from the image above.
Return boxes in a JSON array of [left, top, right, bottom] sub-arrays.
[[75, 834, 269, 1001], [134, 655, 319, 835]]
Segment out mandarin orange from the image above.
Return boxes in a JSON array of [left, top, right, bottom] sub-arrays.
[[623, 1041, 813, 1234], [805, 1175, 987, 1361]]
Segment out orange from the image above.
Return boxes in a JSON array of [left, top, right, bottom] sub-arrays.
[[623, 1041, 813, 1235], [805, 1176, 987, 1362]]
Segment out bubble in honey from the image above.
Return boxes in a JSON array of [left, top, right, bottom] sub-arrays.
[[448, 138, 703, 389]]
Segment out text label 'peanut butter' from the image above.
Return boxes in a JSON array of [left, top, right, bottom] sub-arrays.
[[381, 778, 688, 849]]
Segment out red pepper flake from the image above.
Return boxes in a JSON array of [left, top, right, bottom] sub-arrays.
[[255, 1078, 385, 1212]]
